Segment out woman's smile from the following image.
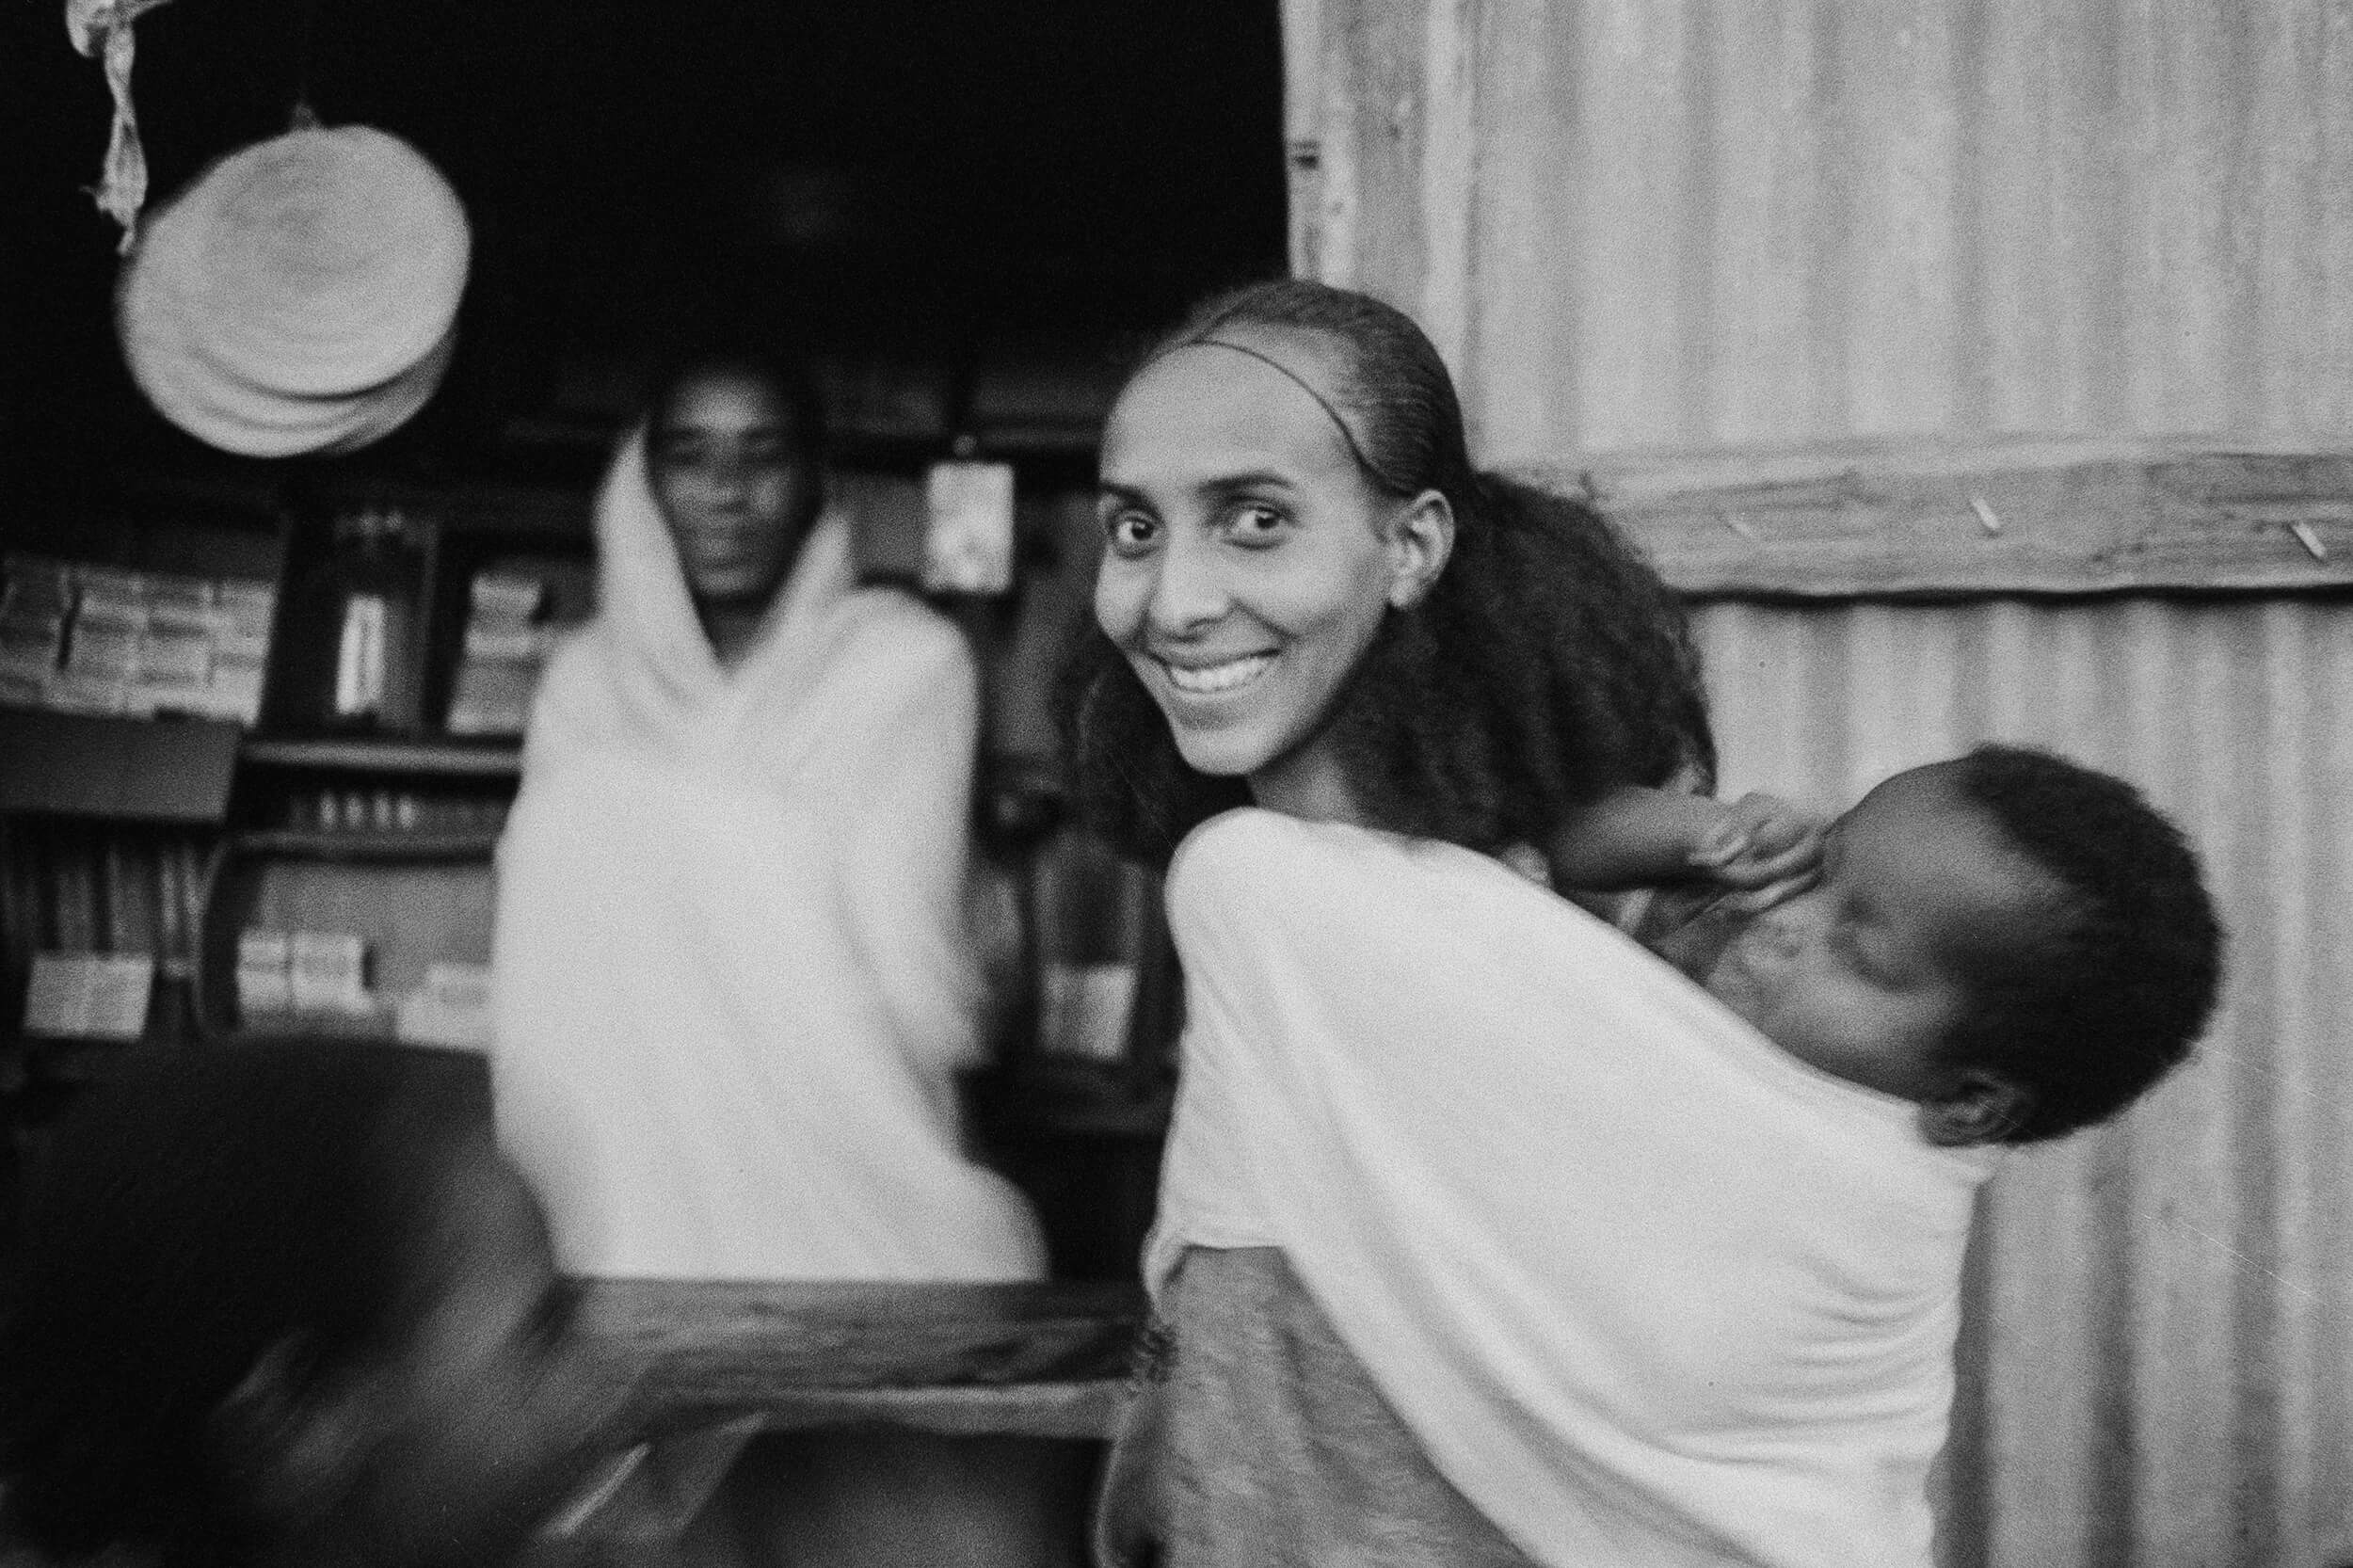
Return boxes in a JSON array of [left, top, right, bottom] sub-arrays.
[[1156, 649, 1277, 696]]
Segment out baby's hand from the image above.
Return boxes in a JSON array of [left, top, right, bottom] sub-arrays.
[[1686, 792, 1823, 912]]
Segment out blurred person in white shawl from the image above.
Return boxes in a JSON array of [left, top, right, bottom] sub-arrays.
[[492, 347, 1070, 1568], [492, 345, 1042, 1283]]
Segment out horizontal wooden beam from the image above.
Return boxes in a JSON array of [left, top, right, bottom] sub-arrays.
[[1511, 435, 2353, 599], [580, 1278, 1144, 1440]]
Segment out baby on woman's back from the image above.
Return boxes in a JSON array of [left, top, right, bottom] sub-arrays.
[[1607, 743, 2220, 1150]]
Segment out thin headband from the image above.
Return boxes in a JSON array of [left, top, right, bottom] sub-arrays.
[[1162, 334, 1385, 486]]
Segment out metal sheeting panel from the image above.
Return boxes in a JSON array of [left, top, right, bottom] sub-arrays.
[[1690, 595, 2353, 1568], [1279, 4, 2353, 1560], [1283, 0, 2353, 458]]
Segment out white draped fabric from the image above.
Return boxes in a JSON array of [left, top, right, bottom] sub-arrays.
[[490, 433, 1044, 1281], [1150, 808, 1996, 1566]]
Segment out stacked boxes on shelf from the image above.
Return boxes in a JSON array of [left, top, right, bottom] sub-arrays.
[[0, 554, 275, 722], [238, 928, 375, 1022], [392, 960, 493, 1049], [444, 568, 560, 736], [235, 928, 491, 1048], [7, 824, 209, 1041], [0, 558, 71, 698]]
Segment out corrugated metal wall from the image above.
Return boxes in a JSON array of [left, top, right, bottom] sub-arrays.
[[1279, 4, 2353, 1564], [1284, 0, 2353, 455]]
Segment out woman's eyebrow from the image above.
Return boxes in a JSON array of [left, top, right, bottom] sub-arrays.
[[1097, 472, 1299, 507], [1201, 471, 1296, 493]]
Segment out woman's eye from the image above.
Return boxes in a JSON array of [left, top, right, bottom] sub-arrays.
[[1105, 510, 1159, 555], [1223, 504, 1288, 544]]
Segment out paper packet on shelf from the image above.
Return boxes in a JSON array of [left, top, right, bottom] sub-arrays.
[[24, 952, 154, 1040], [287, 930, 373, 1016], [394, 960, 493, 1050], [235, 928, 294, 1015]]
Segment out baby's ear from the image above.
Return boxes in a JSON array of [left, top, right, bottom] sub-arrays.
[[1918, 1069, 2032, 1146]]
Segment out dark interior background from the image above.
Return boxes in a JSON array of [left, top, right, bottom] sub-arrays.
[[1, 0, 1287, 491]]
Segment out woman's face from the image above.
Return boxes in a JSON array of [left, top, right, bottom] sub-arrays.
[[1094, 343, 1433, 818], [646, 367, 820, 606]]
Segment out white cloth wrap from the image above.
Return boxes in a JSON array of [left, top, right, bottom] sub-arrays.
[[491, 432, 1044, 1282], [1148, 808, 1997, 1568]]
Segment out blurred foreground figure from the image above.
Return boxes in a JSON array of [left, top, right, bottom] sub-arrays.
[[0, 1046, 623, 1568]]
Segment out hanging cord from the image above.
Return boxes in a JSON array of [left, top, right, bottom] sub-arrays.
[[288, 0, 324, 129], [64, 0, 183, 251]]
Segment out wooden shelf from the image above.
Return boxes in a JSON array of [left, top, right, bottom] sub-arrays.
[[199, 1013, 400, 1046], [0, 710, 242, 822], [15, 1035, 144, 1084], [229, 826, 504, 860], [239, 735, 523, 778]]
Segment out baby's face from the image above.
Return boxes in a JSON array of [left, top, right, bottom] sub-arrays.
[[1689, 762, 2060, 1102]]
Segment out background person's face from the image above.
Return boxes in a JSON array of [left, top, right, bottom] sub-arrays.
[[1094, 344, 1399, 812], [647, 369, 819, 606]]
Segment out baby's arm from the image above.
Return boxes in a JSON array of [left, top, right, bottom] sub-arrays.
[[1544, 784, 1822, 906]]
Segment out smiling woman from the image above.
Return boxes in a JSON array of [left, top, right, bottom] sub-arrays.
[[1057, 280, 2085, 1568], [1063, 280, 2224, 1568], [1092, 339, 1449, 817]]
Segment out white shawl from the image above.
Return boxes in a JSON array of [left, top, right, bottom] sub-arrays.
[[1149, 808, 1996, 1568], [490, 433, 1044, 1281]]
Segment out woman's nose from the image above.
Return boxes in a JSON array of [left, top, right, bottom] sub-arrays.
[[1144, 534, 1230, 634], [704, 461, 750, 501]]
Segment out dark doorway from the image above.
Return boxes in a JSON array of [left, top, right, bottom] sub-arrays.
[[2, 0, 1288, 484]]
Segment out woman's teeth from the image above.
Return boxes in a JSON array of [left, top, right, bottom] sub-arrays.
[[1161, 652, 1274, 695]]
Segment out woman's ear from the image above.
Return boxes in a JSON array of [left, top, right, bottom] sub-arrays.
[[1384, 489, 1454, 609], [1917, 1069, 2032, 1147]]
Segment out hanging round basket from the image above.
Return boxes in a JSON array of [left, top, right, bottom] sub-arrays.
[[117, 123, 470, 456]]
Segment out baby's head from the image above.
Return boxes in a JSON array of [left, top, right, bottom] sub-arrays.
[[1689, 745, 2222, 1145], [0, 1045, 622, 1568]]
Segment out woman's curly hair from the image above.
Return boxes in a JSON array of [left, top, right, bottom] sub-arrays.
[[1056, 279, 1714, 865]]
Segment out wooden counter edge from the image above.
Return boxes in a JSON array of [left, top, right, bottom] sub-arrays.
[[579, 1277, 1146, 1441]]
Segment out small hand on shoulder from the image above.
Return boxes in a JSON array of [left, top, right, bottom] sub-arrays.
[[1684, 792, 1824, 913], [1540, 783, 1822, 912]]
